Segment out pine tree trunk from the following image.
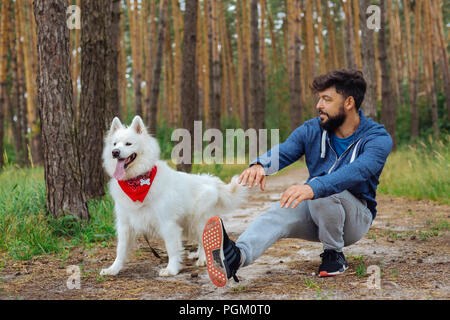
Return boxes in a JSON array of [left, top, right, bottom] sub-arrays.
[[423, 0, 438, 138], [410, 0, 422, 138], [378, 0, 396, 149], [430, 0, 450, 120], [341, 0, 356, 69], [237, 0, 250, 130], [250, 0, 263, 131], [17, 0, 42, 166], [359, 0, 377, 119], [326, 4, 339, 71], [34, 0, 89, 219], [14, 7, 29, 165], [242, 0, 250, 129], [403, 0, 413, 108], [106, 0, 121, 123], [352, 0, 362, 70], [291, 0, 302, 130], [207, 0, 221, 130], [314, 0, 326, 75], [7, 6, 28, 166], [177, 0, 198, 173], [304, 0, 315, 82], [119, 8, 127, 119], [259, 0, 267, 125], [172, 0, 183, 124], [387, 0, 399, 105], [147, 0, 168, 135], [78, 0, 110, 199]]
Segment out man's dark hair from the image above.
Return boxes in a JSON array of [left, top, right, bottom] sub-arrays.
[[311, 69, 367, 110]]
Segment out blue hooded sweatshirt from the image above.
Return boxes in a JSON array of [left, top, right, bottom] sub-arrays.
[[251, 109, 393, 220]]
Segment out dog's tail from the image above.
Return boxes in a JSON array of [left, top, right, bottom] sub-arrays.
[[216, 175, 248, 211]]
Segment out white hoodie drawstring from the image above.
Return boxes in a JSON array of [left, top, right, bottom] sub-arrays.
[[320, 130, 327, 158], [350, 140, 361, 163]]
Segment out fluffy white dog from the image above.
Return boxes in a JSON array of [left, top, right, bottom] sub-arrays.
[[100, 116, 247, 277]]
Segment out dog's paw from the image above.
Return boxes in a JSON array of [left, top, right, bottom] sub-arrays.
[[100, 267, 120, 276], [159, 266, 179, 277]]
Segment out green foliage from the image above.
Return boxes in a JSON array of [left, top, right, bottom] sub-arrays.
[[378, 135, 450, 204], [265, 64, 291, 142], [0, 166, 115, 260]]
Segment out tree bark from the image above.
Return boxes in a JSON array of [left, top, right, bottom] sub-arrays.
[[78, 0, 110, 199], [106, 0, 121, 123], [410, 0, 422, 138], [341, 0, 357, 69], [430, 0, 450, 121], [287, 0, 302, 130], [250, 0, 263, 132], [237, 0, 250, 130], [378, 0, 396, 149], [314, 0, 326, 75], [206, 0, 221, 130], [325, 4, 339, 71], [34, 0, 89, 219], [423, 0, 439, 138], [147, 0, 168, 135], [177, 0, 198, 173], [359, 0, 377, 119]]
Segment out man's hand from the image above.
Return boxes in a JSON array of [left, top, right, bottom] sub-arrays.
[[238, 164, 267, 191], [280, 184, 314, 209]]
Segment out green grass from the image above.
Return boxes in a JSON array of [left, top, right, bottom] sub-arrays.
[[0, 165, 115, 260], [378, 135, 450, 204]]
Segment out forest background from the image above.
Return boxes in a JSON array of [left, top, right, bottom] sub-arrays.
[[0, 0, 448, 262]]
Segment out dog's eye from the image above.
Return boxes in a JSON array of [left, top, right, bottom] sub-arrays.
[[113, 142, 117, 146], [126, 142, 132, 146]]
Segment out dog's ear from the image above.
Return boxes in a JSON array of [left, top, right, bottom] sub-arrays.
[[109, 117, 123, 135], [130, 115, 147, 134]]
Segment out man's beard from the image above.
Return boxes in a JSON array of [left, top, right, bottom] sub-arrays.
[[319, 104, 346, 132]]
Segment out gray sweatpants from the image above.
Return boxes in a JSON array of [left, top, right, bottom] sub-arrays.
[[236, 190, 373, 267]]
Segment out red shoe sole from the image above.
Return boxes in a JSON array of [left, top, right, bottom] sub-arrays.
[[203, 216, 227, 287], [319, 266, 348, 277]]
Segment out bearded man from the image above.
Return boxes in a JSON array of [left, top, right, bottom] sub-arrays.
[[203, 69, 393, 287]]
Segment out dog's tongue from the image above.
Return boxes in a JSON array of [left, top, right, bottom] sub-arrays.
[[113, 159, 126, 180]]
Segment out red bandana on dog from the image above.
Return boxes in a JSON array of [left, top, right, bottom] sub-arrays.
[[117, 166, 157, 202]]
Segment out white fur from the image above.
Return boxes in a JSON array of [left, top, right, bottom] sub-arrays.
[[100, 116, 247, 277]]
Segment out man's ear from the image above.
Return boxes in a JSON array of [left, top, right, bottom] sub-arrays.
[[345, 96, 355, 110], [109, 117, 123, 135], [130, 115, 147, 134]]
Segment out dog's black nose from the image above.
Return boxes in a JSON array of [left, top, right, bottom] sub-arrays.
[[112, 149, 120, 159]]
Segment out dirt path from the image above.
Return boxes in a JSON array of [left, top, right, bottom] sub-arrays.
[[1, 167, 449, 300]]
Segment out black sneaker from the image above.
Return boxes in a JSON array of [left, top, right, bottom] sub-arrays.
[[203, 216, 241, 287], [318, 249, 349, 277]]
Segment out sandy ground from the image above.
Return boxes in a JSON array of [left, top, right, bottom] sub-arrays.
[[1, 166, 449, 300]]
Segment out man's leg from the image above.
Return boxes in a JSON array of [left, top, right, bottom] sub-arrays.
[[308, 190, 373, 252], [236, 200, 318, 267], [204, 190, 373, 285], [308, 190, 373, 277]]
